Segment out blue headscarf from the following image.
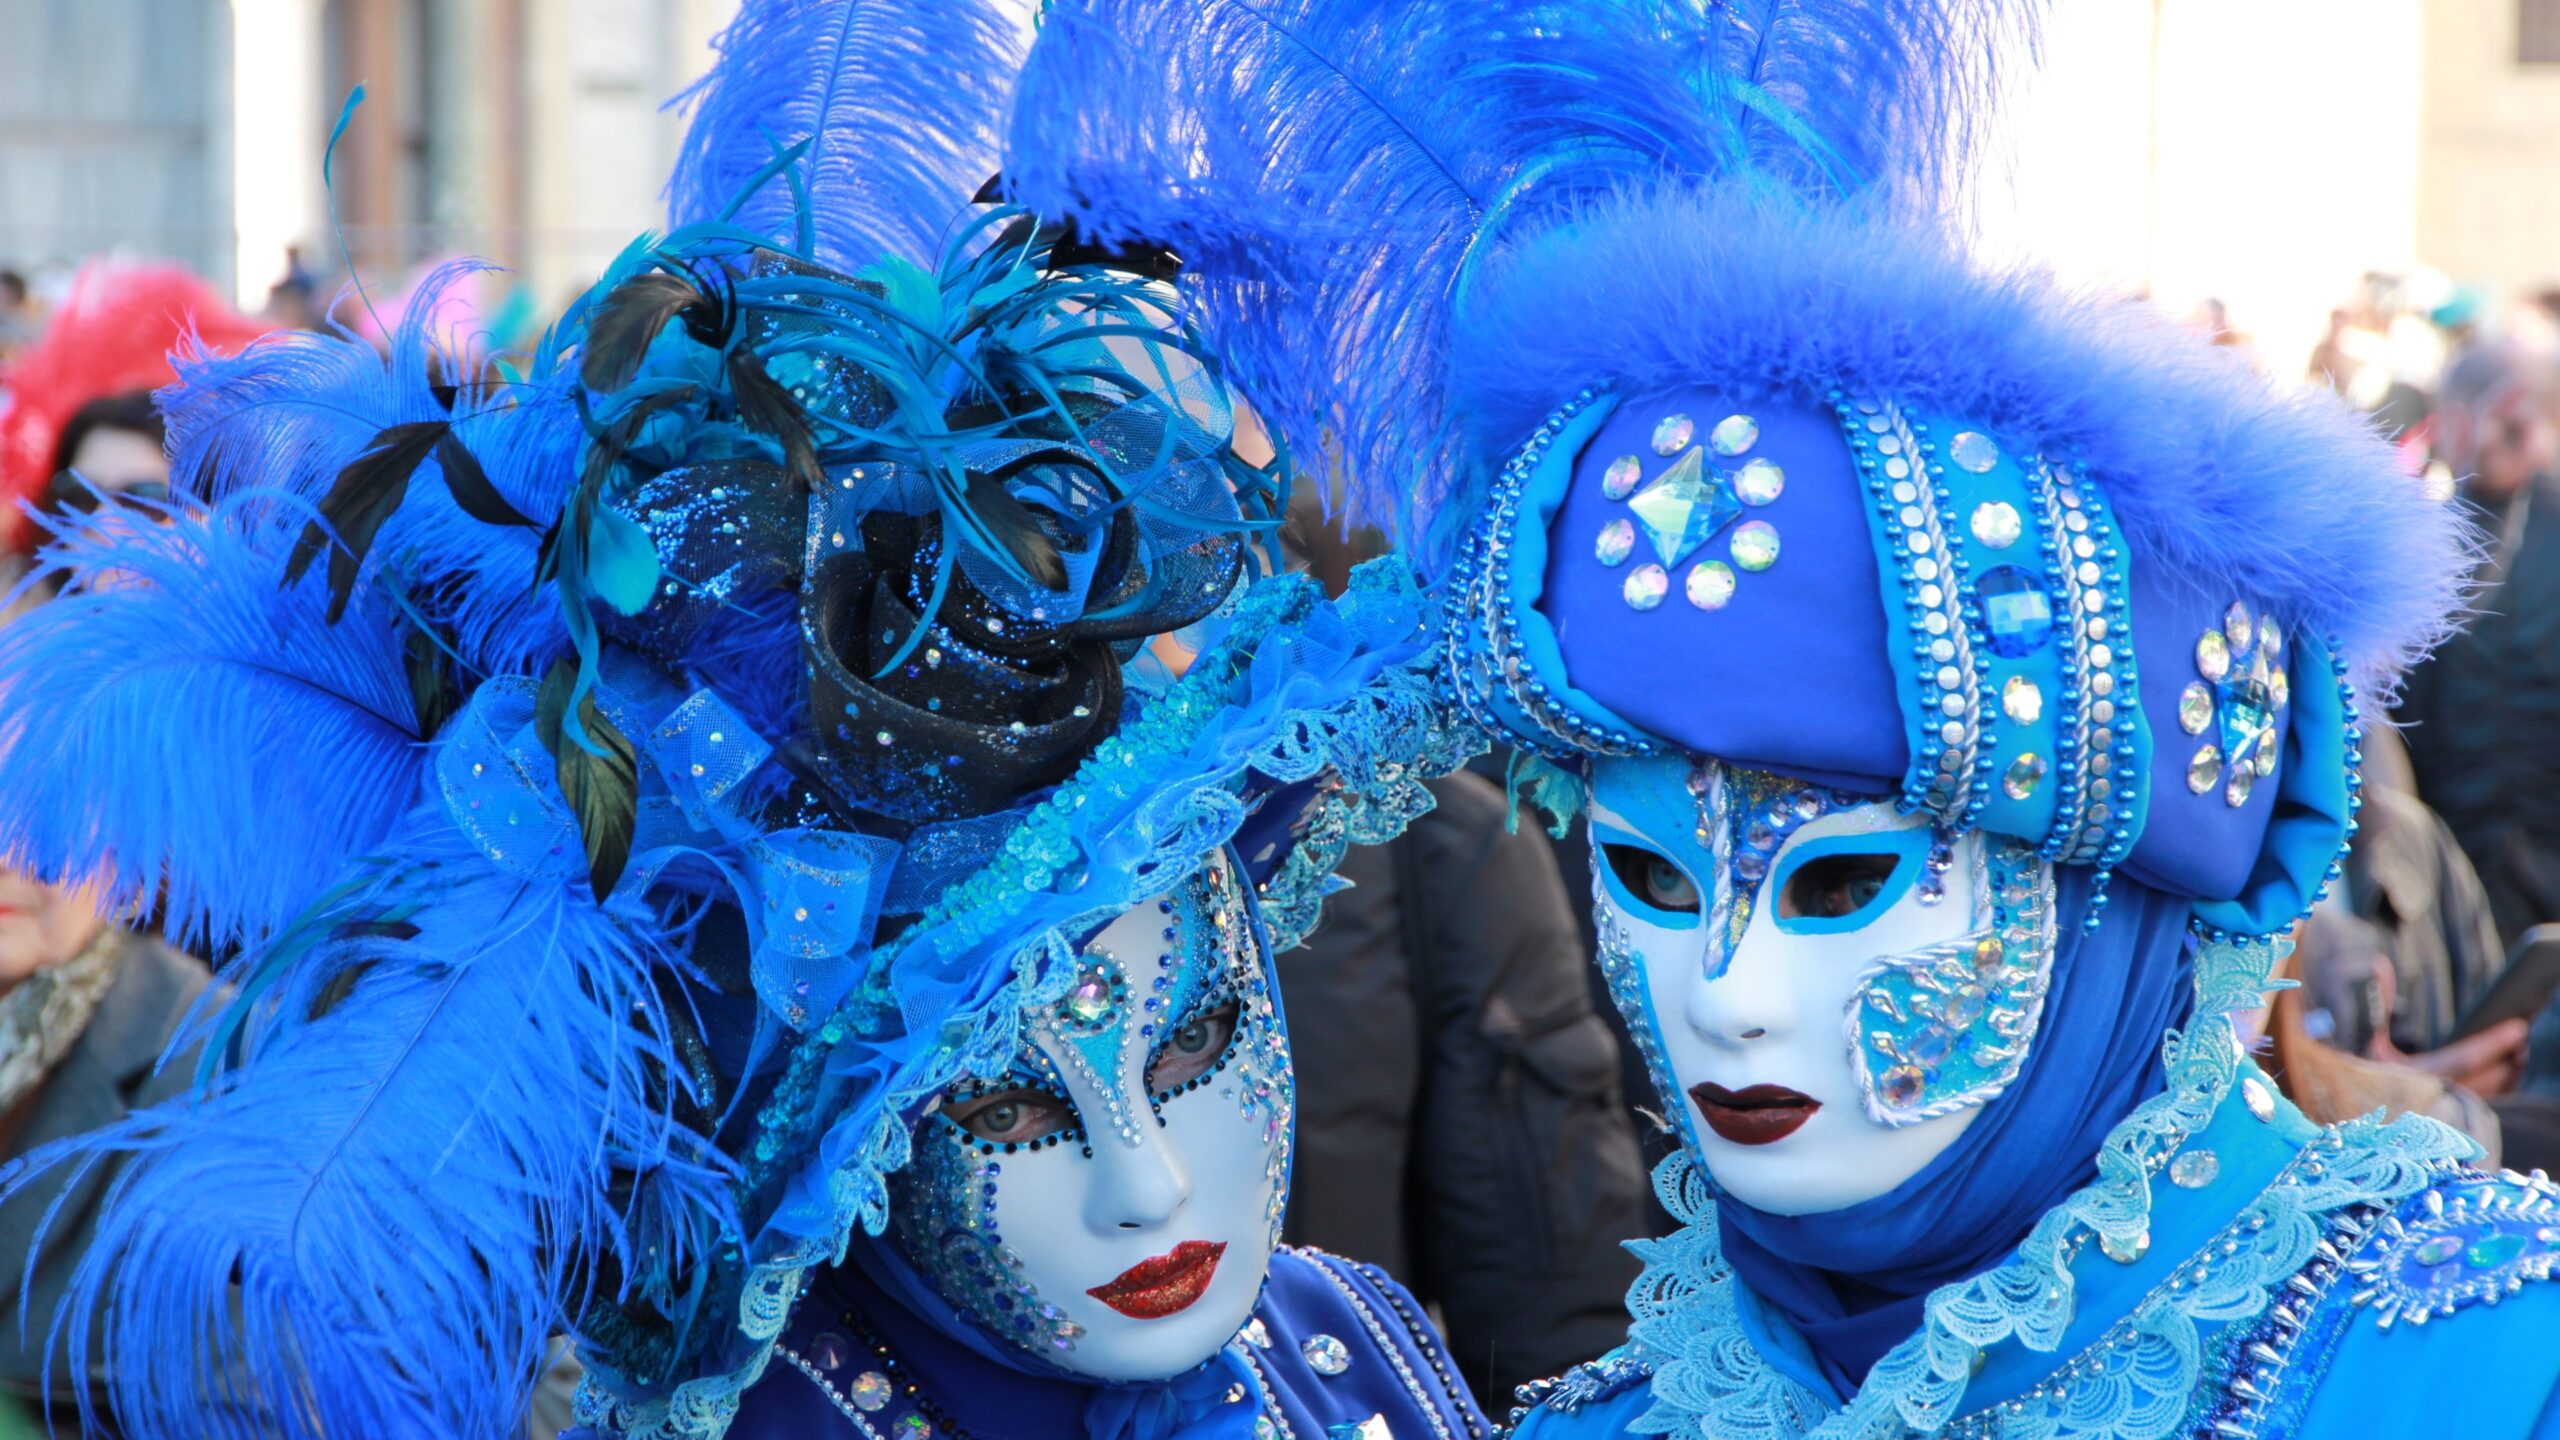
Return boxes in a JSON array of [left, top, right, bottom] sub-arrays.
[[1714, 867, 2197, 1390]]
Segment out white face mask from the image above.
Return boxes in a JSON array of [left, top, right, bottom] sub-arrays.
[[1586, 755, 2057, 1216], [889, 850, 1291, 1381]]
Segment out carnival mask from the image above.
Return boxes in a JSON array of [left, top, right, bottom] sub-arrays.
[[1586, 754, 2057, 1215], [888, 850, 1291, 1380]]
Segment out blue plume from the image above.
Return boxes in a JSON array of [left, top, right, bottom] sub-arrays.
[[7, 817, 735, 1440], [1005, 0, 2039, 548], [665, 0, 1027, 272], [0, 501, 424, 949]]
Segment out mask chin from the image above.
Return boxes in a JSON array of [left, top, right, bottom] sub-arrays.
[[886, 855, 1291, 1379], [1587, 756, 2052, 1216]]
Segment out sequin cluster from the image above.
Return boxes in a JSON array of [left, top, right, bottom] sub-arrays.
[[2181, 600, 2290, 807], [1590, 410, 1784, 612], [1848, 839, 2058, 1125]]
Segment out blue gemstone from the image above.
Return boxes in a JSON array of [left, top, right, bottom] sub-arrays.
[[1976, 566, 2055, 657], [1625, 448, 1740, 567], [2218, 653, 2274, 770]]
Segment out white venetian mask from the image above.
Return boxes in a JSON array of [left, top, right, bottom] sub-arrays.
[[1586, 754, 2057, 1215], [888, 850, 1292, 1380]]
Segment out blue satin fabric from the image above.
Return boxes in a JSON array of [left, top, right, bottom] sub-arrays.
[[1712, 866, 2197, 1392]]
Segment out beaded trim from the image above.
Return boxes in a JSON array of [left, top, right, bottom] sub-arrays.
[[1300, 1250, 1462, 1440]]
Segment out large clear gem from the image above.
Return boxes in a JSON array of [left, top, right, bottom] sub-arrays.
[[2217, 651, 2274, 773], [1626, 447, 1740, 566], [1302, 1334, 1352, 1376], [1975, 566, 2055, 657]]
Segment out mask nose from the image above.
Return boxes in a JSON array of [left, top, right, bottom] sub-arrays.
[[1082, 1120, 1195, 1232], [1684, 930, 1792, 1049]]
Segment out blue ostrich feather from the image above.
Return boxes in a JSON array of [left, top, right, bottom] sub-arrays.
[[0, 500, 425, 950], [665, 0, 1026, 272], [4, 816, 735, 1440], [1004, 0, 2036, 549]]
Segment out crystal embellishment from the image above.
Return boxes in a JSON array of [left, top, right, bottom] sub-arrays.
[[1623, 564, 1669, 611], [2002, 676, 2043, 725], [1970, 500, 2023, 549], [1975, 566, 2055, 657], [1595, 518, 1635, 567], [848, 1372, 893, 1412], [1734, 458, 1785, 506], [1652, 413, 1695, 456], [2003, 752, 2047, 800], [1303, 1333, 1352, 1376], [2169, 1149, 2220, 1189], [1686, 560, 1736, 610], [1627, 448, 1739, 566], [1602, 454, 1644, 500], [2178, 682, 2214, 735], [1730, 520, 1781, 572], [1710, 414, 1759, 456], [2187, 745, 2222, 794], [1950, 431, 2001, 473]]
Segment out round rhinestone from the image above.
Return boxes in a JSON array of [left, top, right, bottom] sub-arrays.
[[809, 1333, 851, 1371], [1302, 1334, 1352, 1376], [2269, 667, 2290, 711], [2168, 1150, 2220, 1189], [898, 1417, 932, 1439], [2002, 676, 2043, 725], [1685, 560, 1737, 610], [2254, 727, 2280, 777], [1949, 431, 2000, 473], [1969, 501, 2024, 549], [2224, 601, 2252, 646], [2195, 630, 2230, 681], [1734, 457, 1785, 505], [1064, 975, 1116, 1024], [1601, 454, 1645, 499], [1710, 414, 1759, 457], [2099, 1228, 2150, 1264], [1623, 563, 1669, 610], [2178, 682, 2214, 735], [2259, 615, 2282, 656], [2241, 1074, 2276, 1121], [1652, 413, 1695, 456], [1730, 520, 1781, 571], [2187, 745, 2223, 794], [2224, 766, 2256, 808], [1880, 1064, 1927, 1108], [1595, 518, 1635, 566], [848, 1372, 893, 1412], [2003, 752, 2047, 800]]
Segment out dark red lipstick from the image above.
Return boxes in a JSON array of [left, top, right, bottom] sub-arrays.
[[1690, 1082, 1821, 1146], [1085, 1240, 1226, 1319]]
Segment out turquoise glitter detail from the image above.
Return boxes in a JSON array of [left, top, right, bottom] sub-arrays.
[[1846, 840, 2056, 1126]]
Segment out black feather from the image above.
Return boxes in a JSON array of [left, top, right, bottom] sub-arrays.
[[434, 433, 533, 529], [536, 657, 639, 900], [958, 466, 1068, 591], [581, 271, 712, 394], [402, 626, 461, 739], [285, 420, 451, 623], [727, 349, 823, 494]]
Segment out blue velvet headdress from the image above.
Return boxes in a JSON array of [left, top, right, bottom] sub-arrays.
[[0, 5, 1476, 1437]]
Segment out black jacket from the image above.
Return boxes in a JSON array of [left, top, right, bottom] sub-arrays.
[[1276, 771, 1646, 1413]]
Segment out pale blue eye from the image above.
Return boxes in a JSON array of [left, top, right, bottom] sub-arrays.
[[1602, 841, 1702, 917]]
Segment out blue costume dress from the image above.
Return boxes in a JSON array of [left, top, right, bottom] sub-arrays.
[[994, 1, 2558, 1436], [0, 5, 1485, 1440]]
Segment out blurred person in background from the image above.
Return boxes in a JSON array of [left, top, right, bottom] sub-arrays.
[[2397, 341, 2560, 950], [1277, 500, 1648, 1412], [0, 272, 36, 359]]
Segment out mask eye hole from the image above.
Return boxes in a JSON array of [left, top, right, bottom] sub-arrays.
[[1147, 1001, 1240, 1096], [1601, 841, 1702, 916], [1777, 852, 1903, 925], [944, 1086, 1074, 1146]]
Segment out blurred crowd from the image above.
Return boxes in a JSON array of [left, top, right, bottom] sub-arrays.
[[4, 245, 2560, 1435]]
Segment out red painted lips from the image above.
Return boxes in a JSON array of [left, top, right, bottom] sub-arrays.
[[1690, 1082, 1821, 1146], [1085, 1240, 1227, 1319]]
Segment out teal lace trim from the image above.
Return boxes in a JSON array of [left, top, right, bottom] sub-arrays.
[[1622, 931, 2472, 1440], [580, 558, 1487, 1439]]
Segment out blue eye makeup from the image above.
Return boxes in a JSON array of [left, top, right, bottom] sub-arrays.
[[1766, 826, 1930, 935], [1594, 824, 1704, 929]]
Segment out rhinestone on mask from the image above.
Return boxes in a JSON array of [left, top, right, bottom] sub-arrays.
[[1623, 564, 1669, 611], [1949, 431, 2001, 473], [1652, 413, 1695, 456], [1969, 500, 2024, 549], [1710, 414, 1759, 457], [1734, 458, 1785, 506], [1686, 560, 1737, 610], [1730, 520, 1781, 572], [1602, 454, 1644, 500], [1628, 449, 1739, 566], [1302, 1334, 1352, 1376], [1595, 518, 1635, 567]]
